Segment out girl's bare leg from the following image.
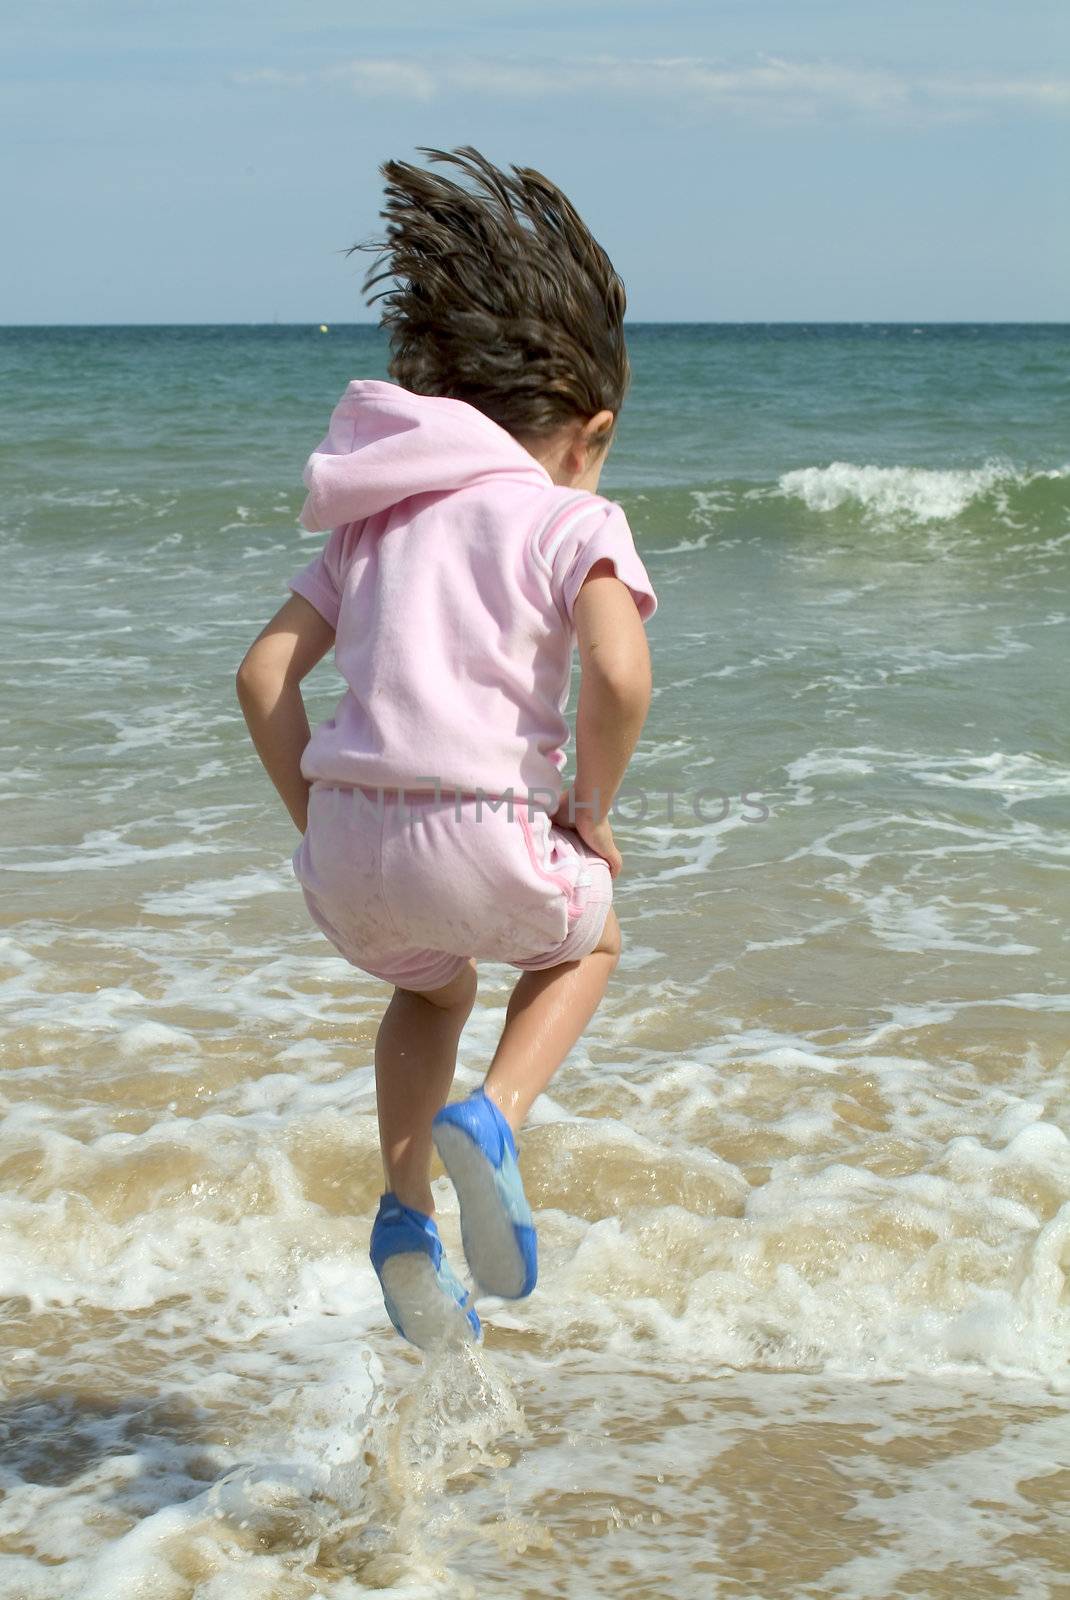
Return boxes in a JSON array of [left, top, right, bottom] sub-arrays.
[[375, 960, 477, 1216], [482, 908, 621, 1132]]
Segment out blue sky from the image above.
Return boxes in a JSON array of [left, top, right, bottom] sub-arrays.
[[4, 0, 1068, 322]]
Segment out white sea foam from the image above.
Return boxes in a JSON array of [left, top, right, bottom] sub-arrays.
[[786, 743, 1070, 806], [2, 832, 222, 873], [77, 705, 234, 754], [777, 460, 1065, 524], [141, 867, 292, 917], [908, 749, 1070, 800], [786, 752, 877, 780], [2, 937, 1068, 1594]]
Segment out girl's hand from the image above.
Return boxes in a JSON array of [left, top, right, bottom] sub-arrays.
[[551, 787, 623, 879]]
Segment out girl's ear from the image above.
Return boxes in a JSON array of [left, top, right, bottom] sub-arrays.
[[583, 409, 616, 456]]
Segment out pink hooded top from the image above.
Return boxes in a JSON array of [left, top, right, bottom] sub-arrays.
[[287, 379, 658, 805]]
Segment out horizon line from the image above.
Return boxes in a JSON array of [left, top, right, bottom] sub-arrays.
[[2, 318, 1068, 329]]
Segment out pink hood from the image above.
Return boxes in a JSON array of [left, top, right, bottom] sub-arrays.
[[299, 379, 554, 532]]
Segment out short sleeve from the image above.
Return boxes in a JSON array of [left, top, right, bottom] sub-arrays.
[[286, 525, 349, 629], [543, 498, 657, 625]]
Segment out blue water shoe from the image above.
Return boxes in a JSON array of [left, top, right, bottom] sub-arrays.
[[431, 1089, 538, 1299], [369, 1193, 481, 1349]]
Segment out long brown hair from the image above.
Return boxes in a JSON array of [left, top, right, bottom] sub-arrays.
[[349, 145, 630, 445]]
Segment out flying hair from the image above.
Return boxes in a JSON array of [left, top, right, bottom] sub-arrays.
[[347, 144, 630, 446]]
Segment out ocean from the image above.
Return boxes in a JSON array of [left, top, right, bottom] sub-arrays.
[[1, 323, 1068, 1597]]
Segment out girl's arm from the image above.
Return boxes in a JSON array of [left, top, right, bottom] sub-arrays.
[[553, 559, 652, 877], [236, 593, 336, 834]]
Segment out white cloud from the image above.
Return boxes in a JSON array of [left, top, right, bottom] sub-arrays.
[[231, 53, 1070, 122], [231, 67, 310, 88], [322, 60, 436, 101]]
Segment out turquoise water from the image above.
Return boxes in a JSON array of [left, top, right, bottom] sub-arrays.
[[1, 324, 1068, 1597], [3, 323, 1067, 490]]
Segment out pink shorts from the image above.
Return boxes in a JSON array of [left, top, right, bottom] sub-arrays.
[[291, 784, 613, 991]]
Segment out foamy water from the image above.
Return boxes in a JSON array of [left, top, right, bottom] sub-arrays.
[[2, 324, 1068, 1596]]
